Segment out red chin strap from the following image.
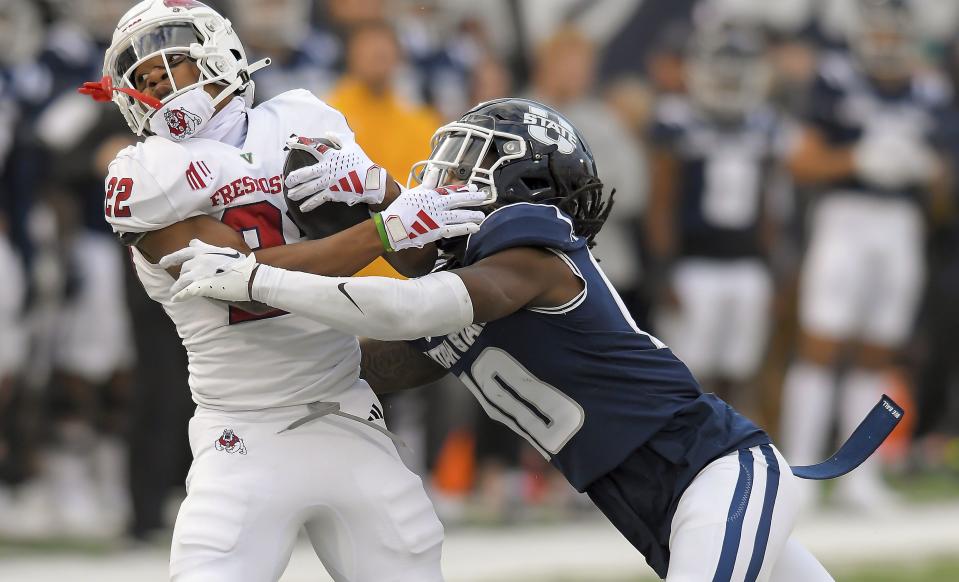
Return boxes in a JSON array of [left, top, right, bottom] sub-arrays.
[[77, 76, 163, 110]]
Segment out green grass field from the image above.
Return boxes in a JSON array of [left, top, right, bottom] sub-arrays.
[[534, 558, 959, 582], [836, 557, 959, 582]]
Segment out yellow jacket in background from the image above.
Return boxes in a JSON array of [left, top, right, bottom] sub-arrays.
[[326, 79, 442, 278]]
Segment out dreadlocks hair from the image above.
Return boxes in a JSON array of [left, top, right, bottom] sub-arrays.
[[557, 178, 615, 248], [545, 161, 615, 248]]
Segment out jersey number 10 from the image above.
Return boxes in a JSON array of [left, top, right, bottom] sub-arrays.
[[459, 347, 585, 459]]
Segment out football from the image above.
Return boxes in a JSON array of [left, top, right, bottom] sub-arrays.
[[282, 137, 371, 240]]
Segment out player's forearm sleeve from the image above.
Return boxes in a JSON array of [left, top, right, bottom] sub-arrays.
[[251, 265, 474, 340]]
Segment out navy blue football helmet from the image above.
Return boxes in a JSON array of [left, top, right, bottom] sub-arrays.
[[409, 98, 613, 245]]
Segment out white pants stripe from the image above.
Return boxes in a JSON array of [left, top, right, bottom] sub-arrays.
[[667, 445, 832, 582]]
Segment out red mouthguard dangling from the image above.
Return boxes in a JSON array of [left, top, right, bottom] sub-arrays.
[[77, 76, 163, 110]]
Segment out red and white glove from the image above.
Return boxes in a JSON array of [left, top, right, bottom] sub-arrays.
[[373, 184, 488, 252], [284, 132, 388, 212]]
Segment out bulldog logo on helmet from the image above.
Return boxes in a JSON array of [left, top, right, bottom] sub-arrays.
[[164, 107, 203, 141], [214, 428, 248, 454]]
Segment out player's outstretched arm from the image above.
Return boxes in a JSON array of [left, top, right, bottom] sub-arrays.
[[146, 186, 484, 287], [138, 214, 387, 278], [359, 338, 448, 394], [163, 244, 582, 341]]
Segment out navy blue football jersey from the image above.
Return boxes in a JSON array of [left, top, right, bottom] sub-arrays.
[[409, 202, 769, 493], [806, 51, 951, 199], [650, 96, 783, 260]]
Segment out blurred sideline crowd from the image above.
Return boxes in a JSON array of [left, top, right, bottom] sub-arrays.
[[2, 0, 959, 543]]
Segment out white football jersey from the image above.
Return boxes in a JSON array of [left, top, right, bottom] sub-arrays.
[[105, 90, 363, 410]]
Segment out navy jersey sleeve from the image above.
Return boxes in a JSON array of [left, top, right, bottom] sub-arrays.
[[463, 203, 587, 266]]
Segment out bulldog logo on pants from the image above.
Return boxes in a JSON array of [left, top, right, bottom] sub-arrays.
[[214, 428, 248, 454]]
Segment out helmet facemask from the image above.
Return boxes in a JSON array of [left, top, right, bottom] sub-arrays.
[[408, 115, 527, 204], [413, 98, 614, 255]]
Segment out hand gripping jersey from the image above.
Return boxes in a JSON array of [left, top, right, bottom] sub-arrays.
[[650, 96, 784, 260], [808, 51, 950, 200], [408, 203, 769, 575], [105, 90, 362, 410]]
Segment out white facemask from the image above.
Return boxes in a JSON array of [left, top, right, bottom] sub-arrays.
[[148, 86, 215, 142]]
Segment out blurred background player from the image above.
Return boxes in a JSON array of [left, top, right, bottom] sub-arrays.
[[0, 215, 27, 534], [780, 0, 952, 511], [327, 20, 440, 190], [529, 25, 646, 315], [647, 21, 784, 411], [229, 0, 335, 101]]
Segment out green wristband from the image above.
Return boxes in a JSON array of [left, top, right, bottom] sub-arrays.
[[372, 212, 394, 252]]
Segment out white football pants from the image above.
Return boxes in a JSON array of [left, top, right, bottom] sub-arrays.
[[658, 258, 772, 382], [799, 193, 924, 347], [169, 382, 444, 582], [667, 445, 833, 582]]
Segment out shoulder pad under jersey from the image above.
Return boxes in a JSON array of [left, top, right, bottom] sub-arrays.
[[256, 89, 353, 139], [463, 203, 586, 266], [103, 136, 212, 236]]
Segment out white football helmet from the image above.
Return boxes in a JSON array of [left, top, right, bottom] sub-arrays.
[[103, 0, 270, 135]]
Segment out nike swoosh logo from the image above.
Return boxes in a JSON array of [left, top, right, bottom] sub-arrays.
[[210, 251, 241, 259], [337, 282, 364, 313]]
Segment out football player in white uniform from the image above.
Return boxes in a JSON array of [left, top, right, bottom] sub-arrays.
[[80, 1, 485, 580]]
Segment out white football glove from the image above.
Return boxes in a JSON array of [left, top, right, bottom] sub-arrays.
[[373, 184, 488, 252], [158, 240, 258, 303], [284, 132, 388, 212], [853, 131, 937, 190]]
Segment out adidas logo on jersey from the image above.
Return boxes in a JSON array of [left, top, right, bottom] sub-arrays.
[[367, 403, 384, 422], [185, 160, 213, 190]]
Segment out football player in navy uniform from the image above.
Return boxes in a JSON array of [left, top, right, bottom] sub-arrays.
[[162, 98, 852, 581], [647, 24, 783, 407], [781, 0, 950, 511]]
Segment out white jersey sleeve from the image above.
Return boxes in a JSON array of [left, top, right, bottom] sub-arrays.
[[104, 137, 214, 236]]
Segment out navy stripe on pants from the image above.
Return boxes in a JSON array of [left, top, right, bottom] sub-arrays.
[[712, 449, 754, 582], [711, 446, 782, 582], [744, 445, 780, 581]]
